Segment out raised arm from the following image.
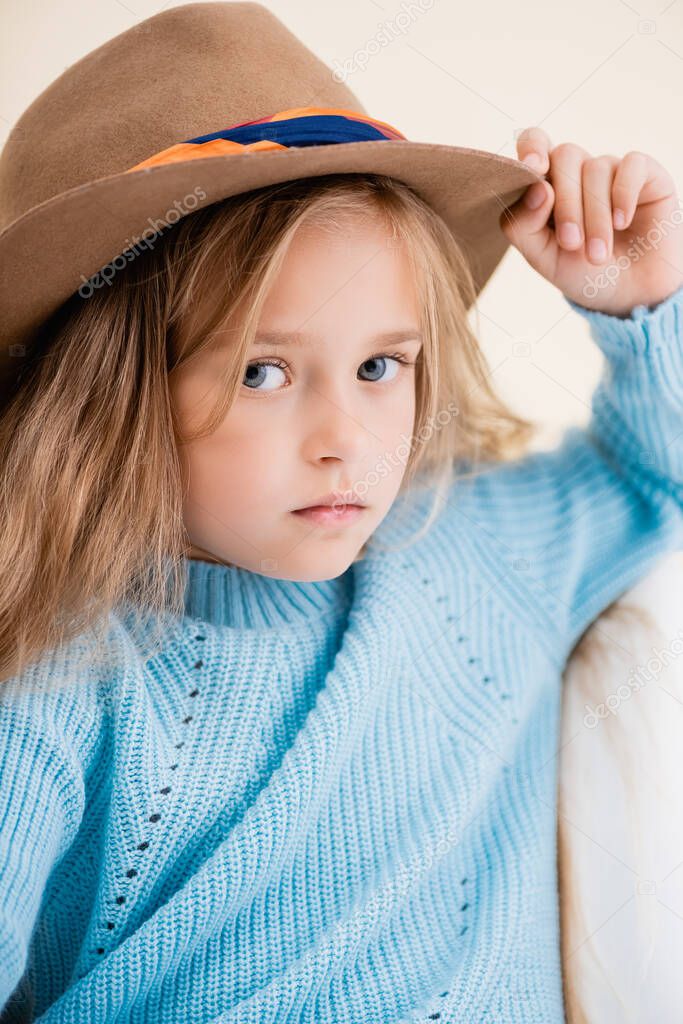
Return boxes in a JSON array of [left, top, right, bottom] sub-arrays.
[[447, 284, 683, 661]]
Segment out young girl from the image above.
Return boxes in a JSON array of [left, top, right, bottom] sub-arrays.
[[1, 4, 681, 1023]]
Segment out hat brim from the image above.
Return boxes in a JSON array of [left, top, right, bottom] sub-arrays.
[[0, 139, 542, 390]]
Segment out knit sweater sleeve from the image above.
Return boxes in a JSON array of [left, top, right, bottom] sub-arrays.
[[449, 283, 683, 662], [0, 667, 94, 1011]]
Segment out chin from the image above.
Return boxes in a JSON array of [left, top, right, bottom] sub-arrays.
[[284, 545, 366, 582]]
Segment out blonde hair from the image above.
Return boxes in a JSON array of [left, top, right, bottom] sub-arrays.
[[0, 172, 535, 686]]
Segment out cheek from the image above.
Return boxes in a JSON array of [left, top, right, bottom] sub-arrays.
[[381, 379, 417, 436], [182, 410, 288, 516]]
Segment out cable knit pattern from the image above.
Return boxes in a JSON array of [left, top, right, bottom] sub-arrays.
[[1, 286, 682, 1023]]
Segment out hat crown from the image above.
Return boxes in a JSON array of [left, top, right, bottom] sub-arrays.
[[0, 0, 532, 391], [0, 1, 365, 231]]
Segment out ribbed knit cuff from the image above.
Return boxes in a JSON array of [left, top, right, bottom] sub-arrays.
[[564, 282, 683, 359]]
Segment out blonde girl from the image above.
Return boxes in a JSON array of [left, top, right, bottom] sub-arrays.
[[0, 5, 681, 1023]]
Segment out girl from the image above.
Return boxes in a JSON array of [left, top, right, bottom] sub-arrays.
[[0, 4, 681, 1022]]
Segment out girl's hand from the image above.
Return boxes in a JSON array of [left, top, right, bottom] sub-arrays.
[[499, 127, 683, 316]]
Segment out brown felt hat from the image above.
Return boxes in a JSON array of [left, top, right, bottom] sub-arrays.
[[0, 0, 542, 398]]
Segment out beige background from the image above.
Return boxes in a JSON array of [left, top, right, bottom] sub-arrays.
[[1, 0, 681, 450]]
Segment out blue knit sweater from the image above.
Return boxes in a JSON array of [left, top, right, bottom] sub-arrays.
[[1, 286, 682, 1024]]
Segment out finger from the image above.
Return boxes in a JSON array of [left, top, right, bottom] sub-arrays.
[[500, 178, 557, 275], [611, 151, 674, 229], [581, 155, 620, 264], [516, 126, 553, 174], [547, 143, 591, 251]]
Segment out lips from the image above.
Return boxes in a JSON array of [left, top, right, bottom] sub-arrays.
[[292, 490, 366, 512], [290, 504, 366, 527]]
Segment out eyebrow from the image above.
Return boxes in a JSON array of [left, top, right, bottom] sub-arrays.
[[252, 328, 423, 348]]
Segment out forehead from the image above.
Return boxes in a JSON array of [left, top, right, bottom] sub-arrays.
[[257, 216, 421, 338]]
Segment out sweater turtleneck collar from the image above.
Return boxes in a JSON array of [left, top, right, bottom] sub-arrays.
[[182, 556, 356, 631], [178, 482, 434, 632]]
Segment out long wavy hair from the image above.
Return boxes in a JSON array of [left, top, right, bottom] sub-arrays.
[[0, 172, 535, 687]]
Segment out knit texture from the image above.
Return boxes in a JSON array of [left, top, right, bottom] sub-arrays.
[[1, 286, 682, 1023]]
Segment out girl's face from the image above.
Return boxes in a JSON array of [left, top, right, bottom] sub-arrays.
[[170, 213, 423, 581]]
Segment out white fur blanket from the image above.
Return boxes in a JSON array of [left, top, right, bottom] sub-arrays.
[[559, 551, 683, 1023]]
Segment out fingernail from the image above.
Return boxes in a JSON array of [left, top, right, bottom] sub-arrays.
[[523, 152, 544, 171], [588, 238, 607, 262], [613, 208, 626, 230], [524, 182, 546, 209], [559, 222, 582, 247]]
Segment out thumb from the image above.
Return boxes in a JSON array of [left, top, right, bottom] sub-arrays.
[[499, 179, 557, 275]]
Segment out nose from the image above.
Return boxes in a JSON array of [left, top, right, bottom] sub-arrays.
[[299, 386, 372, 466]]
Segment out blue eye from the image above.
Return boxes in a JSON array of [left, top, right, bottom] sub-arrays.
[[243, 360, 288, 391], [358, 355, 403, 383]]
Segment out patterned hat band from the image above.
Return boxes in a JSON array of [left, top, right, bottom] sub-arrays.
[[125, 106, 407, 174]]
